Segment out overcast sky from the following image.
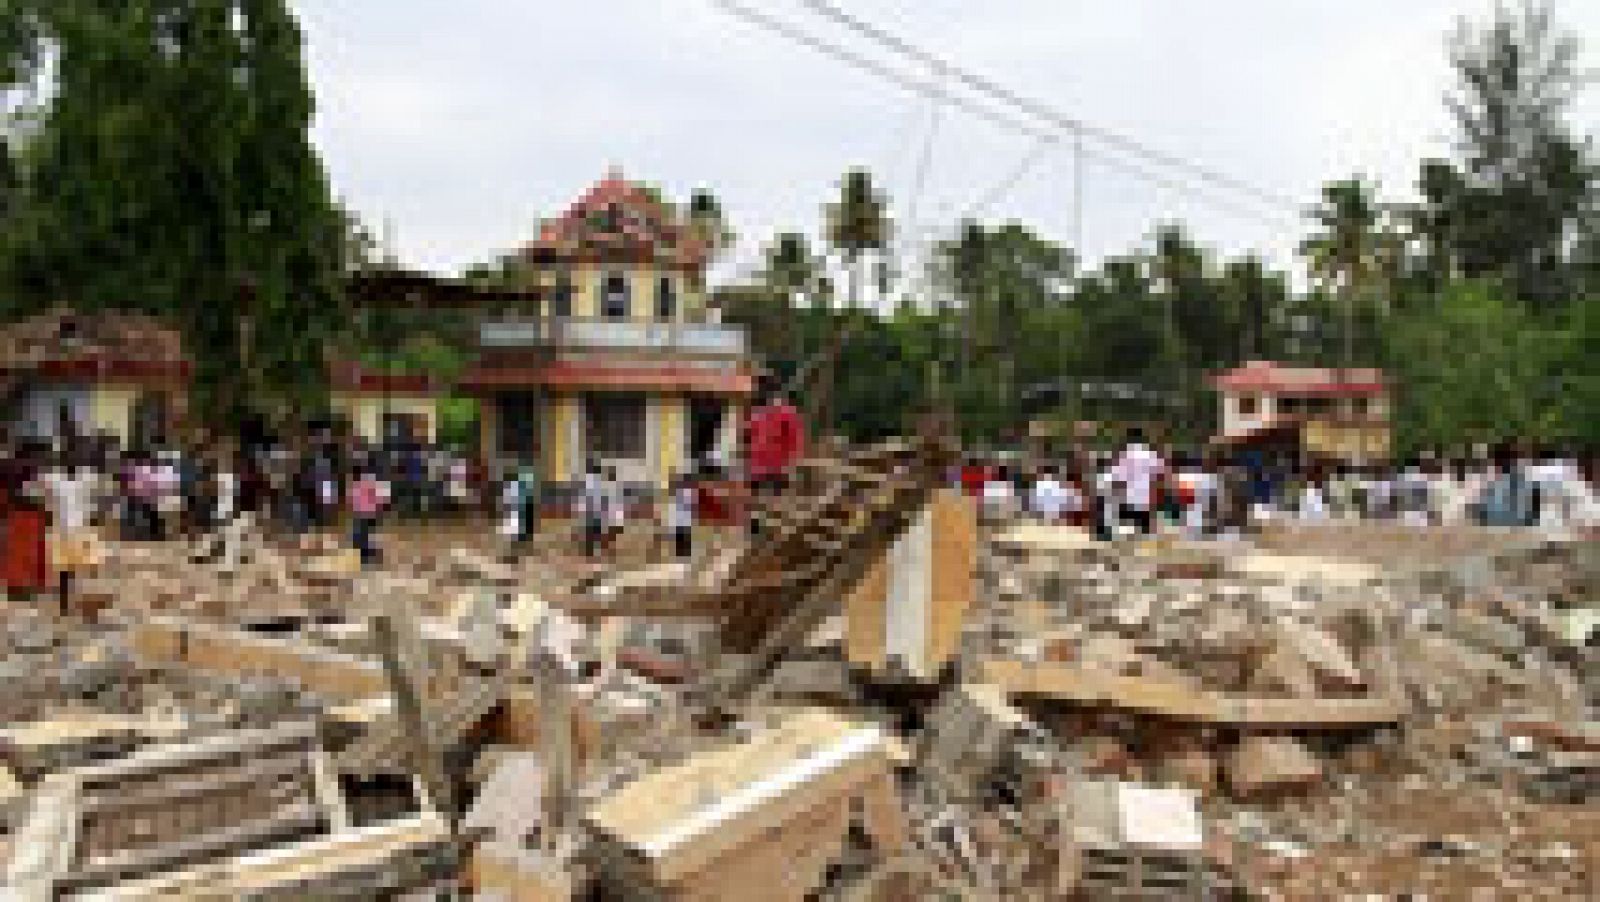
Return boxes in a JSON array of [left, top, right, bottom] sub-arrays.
[[295, 1, 1600, 285]]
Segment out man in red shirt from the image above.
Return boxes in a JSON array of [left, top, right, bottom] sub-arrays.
[[743, 381, 806, 538], [746, 385, 805, 494]]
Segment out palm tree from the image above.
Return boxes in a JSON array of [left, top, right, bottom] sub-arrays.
[[1150, 224, 1211, 429], [942, 220, 988, 385], [760, 232, 818, 375], [1221, 254, 1284, 363], [1300, 177, 1404, 369], [824, 169, 889, 313], [811, 169, 889, 432], [687, 188, 735, 260]]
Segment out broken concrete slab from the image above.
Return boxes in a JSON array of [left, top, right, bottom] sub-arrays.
[[1226, 736, 1323, 799]]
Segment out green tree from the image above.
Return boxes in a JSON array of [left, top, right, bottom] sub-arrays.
[[1384, 280, 1567, 452], [1301, 177, 1404, 367], [1415, 1, 1594, 308], [1219, 253, 1288, 362], [759, 231, 819, 374], [2, 0, 347, 430], [931, 221, 1075, 441], [686, 188, 735, 261], [824, 168, 889, 312]]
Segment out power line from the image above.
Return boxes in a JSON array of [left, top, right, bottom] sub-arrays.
[[795, 0, 1301, 214], [712, 0, 1054, 140], [957, 134, 1060, 222], [711, 0, 1297, 231]]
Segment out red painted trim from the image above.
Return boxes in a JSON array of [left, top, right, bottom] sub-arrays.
[[30, 357, 191, 384], [327, 360, 442, 395]]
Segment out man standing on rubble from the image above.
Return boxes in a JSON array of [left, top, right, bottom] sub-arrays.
[[744, 377, 805, 538], [31, 448, 101, 615]]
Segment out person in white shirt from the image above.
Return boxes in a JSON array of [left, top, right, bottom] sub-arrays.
[[155, 451, 182, 540], [1532, 447, 1597, 531], [214, 463, 238, 526], [1109, 428, 1165, 536], [498, 467, 524, 544], [447, 457, 471, 513], [981, 466, 1017, 521], [579, 465, 606, 558], [1397, 459, 1432, 526], [603, 467, 627, 548], [1093, 469, 1121, 541], [1298, 480, 1330, 522], [1174, 456, 1218, 538], [1030, 468, 1069, 523], [34, 455, 101, 614]]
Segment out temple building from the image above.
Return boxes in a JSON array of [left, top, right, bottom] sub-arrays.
[[462, 170, 756, 489]]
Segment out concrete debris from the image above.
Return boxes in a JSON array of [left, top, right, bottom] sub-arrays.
[[1226, 735, 1324, 798], [2, 437, 1595, 898]]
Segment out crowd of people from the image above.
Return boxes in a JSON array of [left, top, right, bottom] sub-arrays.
[[966, 431, 1600, 540], [4, 409, 1594, 618], [0, 424, 732, 614]]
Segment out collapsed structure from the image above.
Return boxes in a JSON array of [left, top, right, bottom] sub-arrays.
[[1, 430, 1595, 898]]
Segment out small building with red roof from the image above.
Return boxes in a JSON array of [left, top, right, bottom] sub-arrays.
[[0, 308, 192, 447], [1209, 360, 1391, 460], [0, 308, 451, 448], [461, 169, 755, 487], [327, 359, 446, 444]]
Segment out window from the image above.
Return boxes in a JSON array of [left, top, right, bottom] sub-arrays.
[[1237, 394, 1259, 417], [551, 276, 573, 318], [656, 276, 676, 320], [585, 393, 647, 461], [601, 273, 630, 319]]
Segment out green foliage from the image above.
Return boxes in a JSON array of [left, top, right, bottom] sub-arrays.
[[1383, 280, 1569, 453], [1415, 1, 1595, 308], [686, 188, 734, 255], [0, 0, 346, 430], [435, 396, 480, 450]]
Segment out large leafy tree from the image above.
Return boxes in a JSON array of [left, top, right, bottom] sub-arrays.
[[1, 0, 346, 430], [1384, 280, 1569, 452], [1414, 1, 1594, 308], [932, 221, 1075, 441]]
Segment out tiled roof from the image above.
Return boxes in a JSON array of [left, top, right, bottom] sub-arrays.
[[522, 169, 710, 271], [1211, 360, 1385, 396], [0, 308, 186, 369]]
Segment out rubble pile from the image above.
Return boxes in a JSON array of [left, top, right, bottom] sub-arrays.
[[949, 521, 1595, 898], [2, 436, 1594, 898]]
